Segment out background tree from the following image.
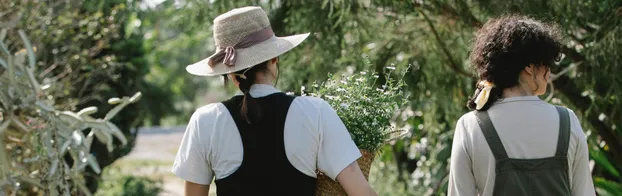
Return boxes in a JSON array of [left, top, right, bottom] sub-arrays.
[[1, 0, 170, 193]]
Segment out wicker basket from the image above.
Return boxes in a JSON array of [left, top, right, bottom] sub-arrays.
[[315, 149, 376, 196]]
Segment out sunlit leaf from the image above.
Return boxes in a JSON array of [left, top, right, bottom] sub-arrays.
[[0, 29, 6, 41], [36, 101, 56, 112], [0, 56, 7, 70], [590, 147, 620, 177], [72, 130, 85, 146], [104, 98, 129, 120], [125, 12, 139, 39], [107, 97, 122, 104], [594, 177, 622, 196], [105, 121, 127, 145], [59, 139, 72, 156], [0, 38, 9, 56], [84, 120, 110, 131], [85, 131, 94, 150], [86, 154, 101, 174], [0, 142, 8, 178], [77, 106, 98, 116], [129, 92, 142, 103], [92, 128, 110, 146], [106, 136, 114, 152], [49, 159, 58, 176], [76, 181, 93, 196], [17, 30, 36, 70], [18, 175, 43, 188], [58, 111, 84, 125]]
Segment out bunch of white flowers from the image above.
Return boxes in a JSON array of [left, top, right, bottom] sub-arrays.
[[305, 66, 409, 151]]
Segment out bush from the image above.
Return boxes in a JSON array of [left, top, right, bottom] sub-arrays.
[[0, 31, 140, 195], [306, 64, 409, 152], [96, 166, 161, 196], [2, 0, 166, 193]]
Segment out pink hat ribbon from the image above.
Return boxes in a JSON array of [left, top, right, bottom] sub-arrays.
[[208, 27, 275, 67]]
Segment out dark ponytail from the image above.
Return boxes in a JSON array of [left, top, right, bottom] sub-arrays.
[[467, 83, 503, 111], [231, 61, 269, 124]]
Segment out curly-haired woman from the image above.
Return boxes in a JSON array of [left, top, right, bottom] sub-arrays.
[[448, 15, 596, 196]]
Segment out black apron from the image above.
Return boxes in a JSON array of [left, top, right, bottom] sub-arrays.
[[215, 93, 316, 196]]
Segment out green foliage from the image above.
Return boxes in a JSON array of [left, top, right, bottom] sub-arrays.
[[0, 31, 140, 195], [594, 177, 622, 196], [2, 0, 163, 193], [369, 159, 410, 196], [307, 63, 409, 151], [133, 0, 226, 126], [96, 166, 161, 196]]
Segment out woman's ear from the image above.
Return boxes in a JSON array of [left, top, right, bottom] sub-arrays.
[[270, 57, 279, 65], [525, 64, 536, 75], [267, 57, 279, 72], [228, 74, 240, 85]]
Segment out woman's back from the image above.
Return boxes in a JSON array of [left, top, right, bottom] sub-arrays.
[[173, 84, 360, 182], [172, 84, 363, 195], [449, 96, 595, 196]]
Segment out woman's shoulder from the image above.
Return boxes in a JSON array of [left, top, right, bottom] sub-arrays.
[[456, 111, 479, 131], [291, 96, 332, 110], [555, 105, 587, 140], [539, 104, 584, 135], [190, 102, 230, 122], [457, 110, 478, 123]]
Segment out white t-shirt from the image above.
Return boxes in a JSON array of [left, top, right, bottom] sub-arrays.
[[448, 96, 596, 196], [172, 84, 362, 185]]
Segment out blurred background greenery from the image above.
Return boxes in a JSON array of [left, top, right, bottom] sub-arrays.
[[2, 0, 621, 195]]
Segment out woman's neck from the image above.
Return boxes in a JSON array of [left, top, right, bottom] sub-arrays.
[[503, 83, 535, 98], [253, 72, 275, 86]]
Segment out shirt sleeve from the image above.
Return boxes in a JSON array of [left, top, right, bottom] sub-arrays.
[[448, 115, 478, 196], [316, 99, 362, 180], [568, 109, 596, 196], [171, 110, 214, 185]]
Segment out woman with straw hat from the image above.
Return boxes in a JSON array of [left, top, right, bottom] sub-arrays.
[[172, 6, 377, 196]]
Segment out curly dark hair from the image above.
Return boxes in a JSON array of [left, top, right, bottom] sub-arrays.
[[467, 15, 562, 111]]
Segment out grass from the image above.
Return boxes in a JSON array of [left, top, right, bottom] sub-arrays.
[[95, 161, 163, 196]]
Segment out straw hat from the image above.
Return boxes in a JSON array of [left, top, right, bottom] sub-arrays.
[[186, 6, 310, 76]]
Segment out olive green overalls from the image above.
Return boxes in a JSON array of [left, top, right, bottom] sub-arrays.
[[475, 106, 572, 196]]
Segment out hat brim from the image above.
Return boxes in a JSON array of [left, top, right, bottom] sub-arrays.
[[186, 33, 310, 76]]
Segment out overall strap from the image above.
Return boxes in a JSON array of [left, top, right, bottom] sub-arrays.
[[475, 111, 509, 160], [555, 106, 571, 157], [220, 93, 296, 164]]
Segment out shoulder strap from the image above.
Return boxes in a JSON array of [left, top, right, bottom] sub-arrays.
[[475, 111, 509, 160], [221, 96, 244, 119], [555, 106, 571, 156]]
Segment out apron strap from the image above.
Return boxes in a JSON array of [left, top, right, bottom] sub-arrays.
[[554, 106, 571, 157], [475, 111, 509, 160]]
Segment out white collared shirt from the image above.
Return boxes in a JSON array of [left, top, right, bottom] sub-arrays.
[[172, 84, 362, 185], [448, 96, 596, 196]]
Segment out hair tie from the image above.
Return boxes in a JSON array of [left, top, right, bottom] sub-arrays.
[[231, 73, 247, 79], [231, 68, 253, 80], [475, 81, 495, 110]]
